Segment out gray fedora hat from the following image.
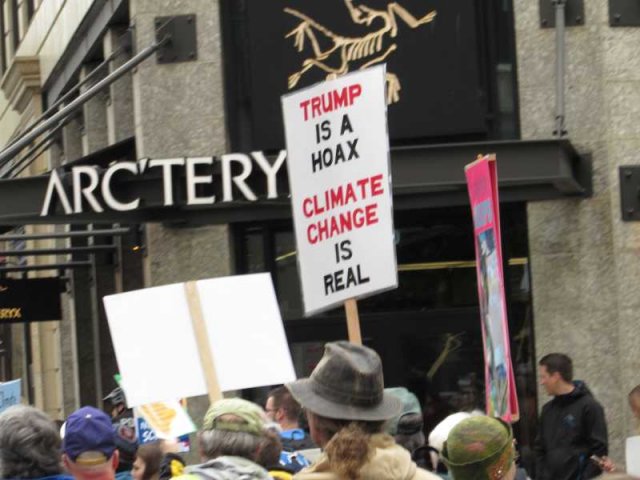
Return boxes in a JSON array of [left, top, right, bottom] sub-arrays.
[[286, 341, 402, 421]]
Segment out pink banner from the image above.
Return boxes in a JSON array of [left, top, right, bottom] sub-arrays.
[[465, 155, 519, 422]]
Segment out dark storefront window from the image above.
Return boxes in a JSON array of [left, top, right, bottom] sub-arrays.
[[221, 0, 520, 151], [235, 203, 537, 468]]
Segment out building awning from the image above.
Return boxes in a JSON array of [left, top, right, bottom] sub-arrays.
[[0, 137, 590, 228]]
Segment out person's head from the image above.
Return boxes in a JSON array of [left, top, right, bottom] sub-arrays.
[[628, 384, 640, 419], [255, 428, 283, 469], [385, 387, 425, 452], [266, 386, 302, 429], [442, 416, 516, 480], [198, 398, 267, 463], [0, 405, 64, 479], [539, 353, 573, 395], [132, 443, 163, 480], [103, 388, 127, 419], [286, 341, 402, 478], [62, 406, 119, 480]]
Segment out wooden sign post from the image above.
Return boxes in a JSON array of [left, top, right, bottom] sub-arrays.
[[184, 281, 223, 403], [344, 298, 362, 345]]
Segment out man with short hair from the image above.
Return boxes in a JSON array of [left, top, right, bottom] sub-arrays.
[[179, 398, 271, 480], [62, 406, 120, 480], [266, 386, 315, 450], [0, 405, 73, 480], [265, 386, 315, 472], [535, 353, 608, 480]]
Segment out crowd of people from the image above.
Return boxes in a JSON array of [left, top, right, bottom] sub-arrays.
[[0, 342, 637, 480]]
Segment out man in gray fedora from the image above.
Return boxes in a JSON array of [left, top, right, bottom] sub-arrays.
[[286, 341, 440, 479]]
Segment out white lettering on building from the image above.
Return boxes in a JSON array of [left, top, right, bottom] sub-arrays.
[[40, 151, 287, 216]]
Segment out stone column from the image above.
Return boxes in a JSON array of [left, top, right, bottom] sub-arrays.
[[80, 63, 109, 155], [514, 0, 640, 464], [104, 26, 135, 144], [130, 0, 232, 437], [61, 113, 83, 164]]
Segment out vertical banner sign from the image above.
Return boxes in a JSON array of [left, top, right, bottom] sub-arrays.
[[465, 155, 519, 422], [281, 65, 398, 316]]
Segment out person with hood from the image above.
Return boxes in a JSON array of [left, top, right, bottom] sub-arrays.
[[178, 398, 271, 480], [535, 353, 609, 480], [286, 341, 440, 480]]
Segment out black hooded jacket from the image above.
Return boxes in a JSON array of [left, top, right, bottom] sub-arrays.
[[534, 381, 608, 480]]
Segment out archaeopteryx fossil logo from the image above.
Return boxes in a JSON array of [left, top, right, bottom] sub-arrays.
[[285, 0, 436, 104]]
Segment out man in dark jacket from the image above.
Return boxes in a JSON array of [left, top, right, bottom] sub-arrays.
[[535, 353, 608, 480]]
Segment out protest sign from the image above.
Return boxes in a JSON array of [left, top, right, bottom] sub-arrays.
[[0, 379, 20, 413], [104, 273, 296, 407], [135, 400, 195, 440], [465, 155, 519, 422], [281, 65, 397, 329], [627, 436, 640, 475]]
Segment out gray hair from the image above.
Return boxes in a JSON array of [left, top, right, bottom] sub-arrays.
[[198, 429, 263, 461], [0, 405, 63, 479]]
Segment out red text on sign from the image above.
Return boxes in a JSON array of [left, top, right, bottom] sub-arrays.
[[307, 203, 379, 245], [302, 174, 384, 218], [299, 83, 362, 121]]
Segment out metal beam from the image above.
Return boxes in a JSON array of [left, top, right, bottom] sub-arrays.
[[0, 228, 129, 241], [0, 40, 164, 168], [0, 245, 116, 256], [0, 262, 91, 272]]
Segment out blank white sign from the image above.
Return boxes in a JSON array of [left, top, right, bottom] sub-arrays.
[[104, 273, 296, 407], [627, 436, 640, 475]]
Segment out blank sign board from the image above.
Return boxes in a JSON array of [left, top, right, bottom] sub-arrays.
[[104, 273, 296, 407]]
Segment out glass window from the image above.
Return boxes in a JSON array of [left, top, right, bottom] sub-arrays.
[[234, 203, 537, 468]]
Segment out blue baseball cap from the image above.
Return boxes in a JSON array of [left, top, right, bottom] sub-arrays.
[[63, 406, 116, 462]]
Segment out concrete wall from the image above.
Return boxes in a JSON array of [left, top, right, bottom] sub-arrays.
[[130, 0, 232, 437], [515, 0, 640, 464]]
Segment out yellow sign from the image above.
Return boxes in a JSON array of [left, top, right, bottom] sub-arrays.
[[285, 0, 436, 104], [0, 308, 22, 320]]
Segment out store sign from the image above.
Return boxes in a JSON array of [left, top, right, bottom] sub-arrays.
[[0, 278, 62, 322], [282, 66, 397, 315], [40, 151, 287, 216]]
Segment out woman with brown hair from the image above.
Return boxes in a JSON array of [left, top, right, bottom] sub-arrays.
[[132, 443, 164, 480], [286, 341, 440, 480]]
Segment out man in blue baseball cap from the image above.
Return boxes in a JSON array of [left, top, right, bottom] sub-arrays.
[[62, 406, 120, 480]]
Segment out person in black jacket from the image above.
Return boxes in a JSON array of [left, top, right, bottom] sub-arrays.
[[535, 353, 609, 480]]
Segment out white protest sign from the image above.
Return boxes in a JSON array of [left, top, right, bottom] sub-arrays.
[[104, 273, 296, 407], [627, 435, 640, 475], [135, 400, 195, 440], [281, 65, 397, 315], [0, 379, 21, 414]]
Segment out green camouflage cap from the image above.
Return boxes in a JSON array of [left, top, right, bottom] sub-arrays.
[[441, 416, 514, 480], [202, 398, 266, 437]]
